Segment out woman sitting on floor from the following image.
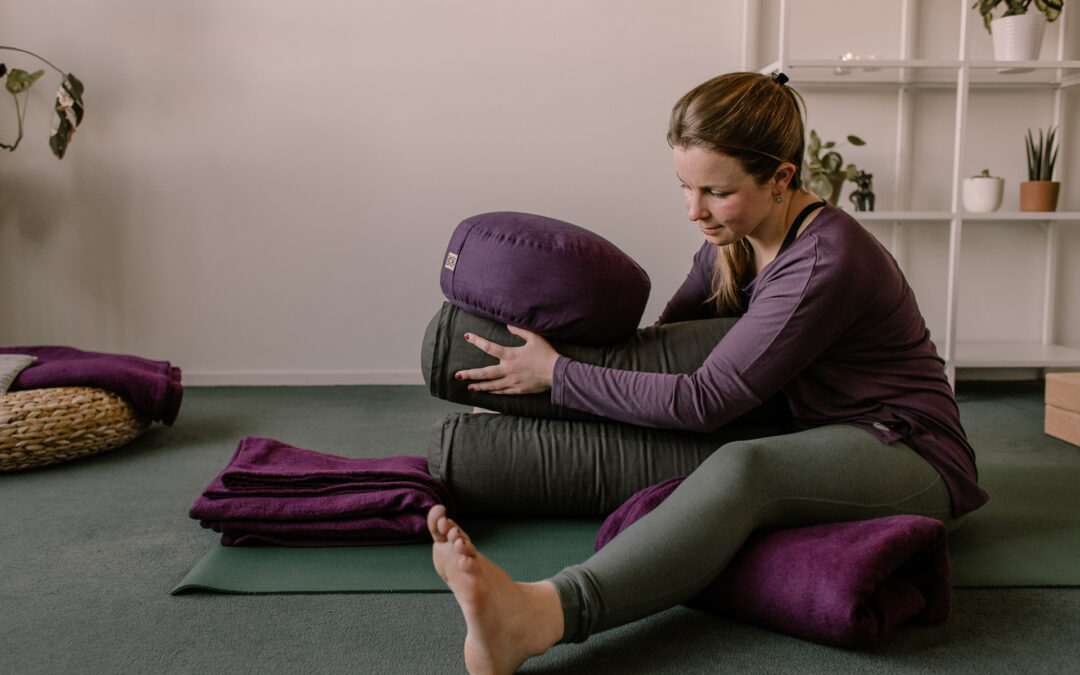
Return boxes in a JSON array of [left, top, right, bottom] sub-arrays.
[[428, 71, 988, 675]]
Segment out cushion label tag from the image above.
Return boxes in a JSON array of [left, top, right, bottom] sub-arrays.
[[444, 252, 458, 271]]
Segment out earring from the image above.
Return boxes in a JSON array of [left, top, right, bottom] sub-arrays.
[[774, 193, 783, 204]]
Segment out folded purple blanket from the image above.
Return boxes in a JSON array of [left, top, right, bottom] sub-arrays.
[[596, 477, 950, 648], [0, 346, 183, 425], [190, 437, 453, 546]]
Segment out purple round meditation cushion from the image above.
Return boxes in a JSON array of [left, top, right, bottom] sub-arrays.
[[440, 212, 651, 345]]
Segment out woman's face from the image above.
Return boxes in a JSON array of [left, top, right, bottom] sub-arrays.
[[673, 145, 776, 247]]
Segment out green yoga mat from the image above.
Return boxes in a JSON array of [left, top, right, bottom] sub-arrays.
[[173, 518, 600, 594], [172, 463, 1080, 595]]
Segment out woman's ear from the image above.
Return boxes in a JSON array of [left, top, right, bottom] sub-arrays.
[[771, 162, 798, 193]]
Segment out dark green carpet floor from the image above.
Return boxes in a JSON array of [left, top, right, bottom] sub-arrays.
[[3, 381, 1079, 674]]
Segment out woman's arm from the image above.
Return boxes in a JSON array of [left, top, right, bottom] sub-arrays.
[[553, 232, 866, 432]]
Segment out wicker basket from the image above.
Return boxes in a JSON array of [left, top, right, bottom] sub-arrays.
[[0, 387, 149, 472]]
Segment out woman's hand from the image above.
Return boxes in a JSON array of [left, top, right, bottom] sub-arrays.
[[455, 325, 559, 395]]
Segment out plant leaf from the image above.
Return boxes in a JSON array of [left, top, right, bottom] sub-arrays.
[[1034, 0, 1062, 22], [847, 135, 866, 146], [973, 0, 999, 32], [1003, 0, 1028, 16], [821, 151, 842, 174], [4, 68, 44, 95], [49, 113, 73, 159], [808, 174, 834, 201], [1024, 130, 1035, 180]]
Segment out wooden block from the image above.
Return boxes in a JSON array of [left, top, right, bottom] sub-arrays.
[[1045, 404, 1080, 447], [1046, 372, 1080, 413]]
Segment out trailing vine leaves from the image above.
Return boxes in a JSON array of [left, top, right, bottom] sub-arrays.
[[0, 46, 85, 159]]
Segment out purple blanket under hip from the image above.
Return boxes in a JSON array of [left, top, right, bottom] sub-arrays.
[[0, 345, 183, 425], [190, 437, 453, 546], [596, 477, 950, 648]]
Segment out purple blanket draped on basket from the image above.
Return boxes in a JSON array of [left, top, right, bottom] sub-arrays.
[[190, 437, 453, 546], [0, 346, 183, 425], [596, 477, 951, 648]]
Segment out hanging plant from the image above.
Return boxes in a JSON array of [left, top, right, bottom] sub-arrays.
[[971, 0, 1064, 33], [1, 46, 85, 159]]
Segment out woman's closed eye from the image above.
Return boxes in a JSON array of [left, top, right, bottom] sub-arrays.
[[679, 183, 729, 198]]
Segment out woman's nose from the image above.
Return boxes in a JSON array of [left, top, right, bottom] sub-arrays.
[[686, 192, 708, 222]]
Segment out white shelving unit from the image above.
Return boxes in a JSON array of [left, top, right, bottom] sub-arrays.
[[746, 0, 1080, 383]]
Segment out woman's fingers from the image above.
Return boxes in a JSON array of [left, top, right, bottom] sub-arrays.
[[463, 332, 505, 358], [505, 325, 529, 339], [455, 362, 502, 380]]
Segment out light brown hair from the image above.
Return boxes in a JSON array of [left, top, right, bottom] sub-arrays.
[[667, 72, 806, 315]]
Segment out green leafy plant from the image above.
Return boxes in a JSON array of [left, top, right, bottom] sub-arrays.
[[973, 168, 1000, 178], [972, 0, 1064, 33], [804, 129, 866, 202], [1025, 126, 1058, 181], [1, 46, 85, 159]]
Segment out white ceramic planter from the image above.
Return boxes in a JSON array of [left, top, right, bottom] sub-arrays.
[[991, 13, 1046, 73], [962, 176, 1005, 213]]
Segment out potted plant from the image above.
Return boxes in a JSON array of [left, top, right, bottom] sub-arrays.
[[963, 169, 1005, 212], [972, 0, 1064, 67], [804, 129, 866, 205], [1021, 126, 1059, 211], [1, 45, 85, 159]]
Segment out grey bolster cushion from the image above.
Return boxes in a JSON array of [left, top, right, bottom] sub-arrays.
[[428, 412, 785, 516], [421, 302, 791, 516], [422, 300, 740, 420]]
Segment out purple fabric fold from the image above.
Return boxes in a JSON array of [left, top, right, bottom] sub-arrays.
[[596, 477, 951, 648], [0, 346, 183, 425], [189, 437, 453, 546]]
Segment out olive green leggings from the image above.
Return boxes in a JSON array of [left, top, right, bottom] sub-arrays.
[[550, 424, 958, 643]]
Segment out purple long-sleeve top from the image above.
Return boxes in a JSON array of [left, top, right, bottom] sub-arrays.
[[551, 206, 988, 516]]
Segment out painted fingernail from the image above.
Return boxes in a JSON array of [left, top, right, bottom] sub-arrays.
[[463, 333, 471, 340], [455, 373, 462, 380], [467, 386, 474, 392]]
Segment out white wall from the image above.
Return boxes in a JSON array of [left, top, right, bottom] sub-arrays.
[[2, 0, 1077, 385]]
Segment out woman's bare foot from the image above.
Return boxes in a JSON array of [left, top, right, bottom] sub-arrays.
[[428, 505, 564, 674]]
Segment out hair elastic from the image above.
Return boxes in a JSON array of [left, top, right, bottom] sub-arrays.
[[771, 72, 789, 85]]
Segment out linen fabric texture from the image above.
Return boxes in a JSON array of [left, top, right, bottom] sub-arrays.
[[439, 212, 651, 345], [595, 477, 951, 649], [190, 436, 454, 546], [428, 412, 785, 516]]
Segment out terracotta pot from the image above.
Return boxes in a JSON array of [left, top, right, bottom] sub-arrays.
[[1019, 180, 1060, 212]]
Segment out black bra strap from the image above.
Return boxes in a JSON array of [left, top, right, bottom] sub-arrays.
[[779, 200, 826, 254]]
